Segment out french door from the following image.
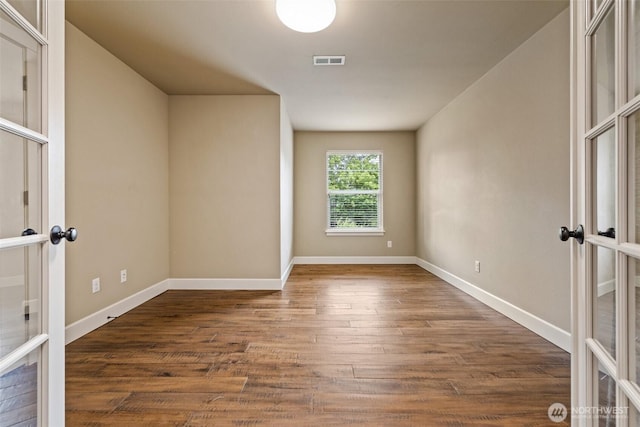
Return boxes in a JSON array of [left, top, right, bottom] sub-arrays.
[[0, 0, 65, 425], [572, 0, 640, 425]]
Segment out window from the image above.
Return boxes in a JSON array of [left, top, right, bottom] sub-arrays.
[[326, 151, 383, 235]]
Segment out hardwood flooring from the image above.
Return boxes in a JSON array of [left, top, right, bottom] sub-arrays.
[[65, 265, 570, 426]]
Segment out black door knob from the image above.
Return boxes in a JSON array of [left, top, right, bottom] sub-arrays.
[[559, 224, 584, 245], [21, 228, 37, 236], [50, 225, 78, 245], [598, 227, 616, 238]]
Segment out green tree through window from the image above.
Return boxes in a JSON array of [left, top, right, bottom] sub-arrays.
[[327, 152, 382, 230]]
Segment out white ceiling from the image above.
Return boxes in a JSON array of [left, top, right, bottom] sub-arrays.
[[65, 0, 568, 131]]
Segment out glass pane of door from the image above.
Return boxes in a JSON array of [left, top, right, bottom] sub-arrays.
[[629, 0, 640, 98], [592, 6, 616, 126], [0, 245, 41, 359], [0, 8, 41, 132], [0, 351, 39, 426], [6, 0, 40, 31], [595, 245, 616, 359], [594, 127, 616, 238], [0, 130, 41, 239], [630, 111, 640, 242], [597, 361, 617, 425], [629, 257, 640, 386]]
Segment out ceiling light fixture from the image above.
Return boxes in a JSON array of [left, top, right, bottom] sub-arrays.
[[276, 0, 336, 33]]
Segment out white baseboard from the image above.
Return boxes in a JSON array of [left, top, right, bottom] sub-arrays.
[[294, 256, 417, 265], [281, 259, 294, 284], [65, 259, 572, 354], [415, 258, 571, 353], [169, 278, 284, 291], [65, 279, 170, 344]]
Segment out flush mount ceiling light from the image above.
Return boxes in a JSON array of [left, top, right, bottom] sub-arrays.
[[276, 0, 337, 33]]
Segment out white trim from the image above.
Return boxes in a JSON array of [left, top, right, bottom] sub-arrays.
[[65, 279, 170, 344], [0, 116, 48, 145], [281, 259, 294, 285], [45, 0, 67, 424], [325, 229, 385, 237], [0, 334, 48, 375], [0, 7, 39, 54], [169, 278, 283, 291], [294, 256, 417, 265], [569, 0, 586, 419], [0, 234, 48, 250], [415, 258, 571, 353]]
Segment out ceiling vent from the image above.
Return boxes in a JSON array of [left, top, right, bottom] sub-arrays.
[[313, 55, 346, 66]]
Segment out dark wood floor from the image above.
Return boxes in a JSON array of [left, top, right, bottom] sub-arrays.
[[65, 265, 570, 426]]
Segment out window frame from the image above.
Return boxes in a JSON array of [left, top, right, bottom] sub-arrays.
[[325, 150, 384, 236]]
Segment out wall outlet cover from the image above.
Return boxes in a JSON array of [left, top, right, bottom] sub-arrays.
[[92, 278, 101, 293]]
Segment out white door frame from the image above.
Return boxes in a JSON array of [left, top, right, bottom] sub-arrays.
[[570, 0, 587, 420], [45, 0, 65, 424]]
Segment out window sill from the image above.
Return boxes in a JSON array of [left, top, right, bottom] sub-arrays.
[[325, 229, 385, 237]]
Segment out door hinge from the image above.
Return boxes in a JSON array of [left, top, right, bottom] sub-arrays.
[[23, 191, 28, 206], [23, 75, 27, 91]]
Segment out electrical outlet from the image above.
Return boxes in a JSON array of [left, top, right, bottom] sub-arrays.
[[387, 240, 393, 248], [120, 269, 127, 283], [92, 278, 101, 293], [474, 260, 481, 273]]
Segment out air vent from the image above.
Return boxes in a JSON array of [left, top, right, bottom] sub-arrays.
[[313, 55, 346, 66]]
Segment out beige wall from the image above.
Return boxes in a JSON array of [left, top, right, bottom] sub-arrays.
[[169, 95, 282, 279], [65, 8, 569, 342], [280, 100, 294, 276], [294, 132, 416, 257], [416, 9, 570, 331], [65, 22, 170, 324]]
